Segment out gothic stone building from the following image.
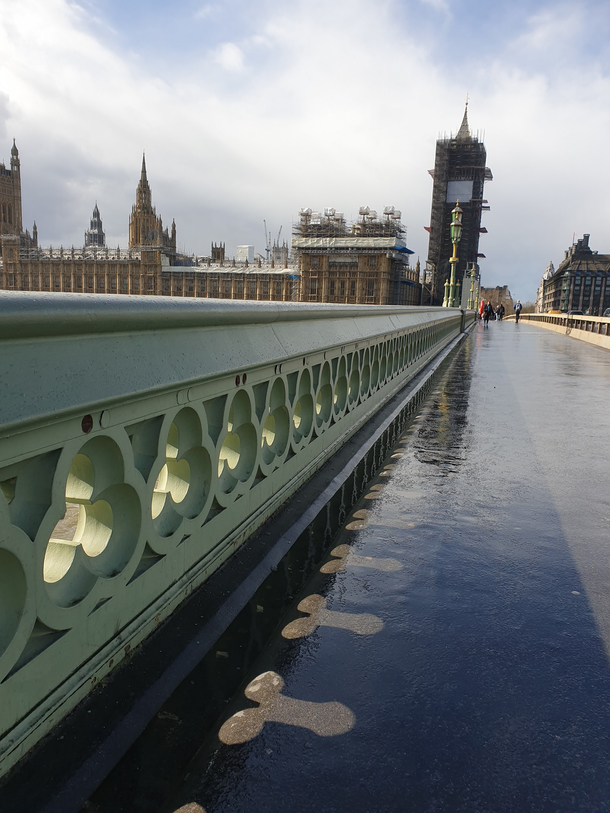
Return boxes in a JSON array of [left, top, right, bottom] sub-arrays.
[[0, 144, 420, 306]]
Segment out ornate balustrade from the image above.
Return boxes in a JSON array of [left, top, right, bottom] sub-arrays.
[[516, 313, 610, 350], [0, 292, 467, 773]]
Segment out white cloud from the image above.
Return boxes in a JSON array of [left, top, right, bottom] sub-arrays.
[[194, 3, 218, 19], [419, 0, 450, 14], [0, 0, 609, 300], [212, 42, 246, 72]]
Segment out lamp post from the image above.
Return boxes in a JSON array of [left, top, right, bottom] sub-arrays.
[[467, 262, 479, 311], [443, 201, 463, 307]]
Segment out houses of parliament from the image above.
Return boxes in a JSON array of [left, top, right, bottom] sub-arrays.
[[0, 142, 421, 306]]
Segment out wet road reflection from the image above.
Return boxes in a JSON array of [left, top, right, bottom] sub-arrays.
[[281, 594, 384, 639], [90, 321, 610, 813], [218, 671, 356, 745]]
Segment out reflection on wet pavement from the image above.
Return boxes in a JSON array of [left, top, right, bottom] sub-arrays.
[[281, 594, 384, 639], [172, 805, 206, 813], [319, 543, 402, 573], [218, 671, 355, 745]]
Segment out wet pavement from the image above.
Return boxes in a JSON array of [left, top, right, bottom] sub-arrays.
[[102, 321, 610, 812]]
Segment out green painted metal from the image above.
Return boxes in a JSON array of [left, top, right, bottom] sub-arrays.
[[0, 291, 471, 774]]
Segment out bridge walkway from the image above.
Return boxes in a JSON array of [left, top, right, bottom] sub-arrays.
[[107, 320, 610, 812]]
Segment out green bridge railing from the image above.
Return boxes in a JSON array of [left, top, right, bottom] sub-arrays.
[[0, 292, 470, 773]]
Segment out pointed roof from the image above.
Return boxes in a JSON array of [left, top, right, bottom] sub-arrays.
[[135, 152, 153, 211], [456, 100, 471, 141]]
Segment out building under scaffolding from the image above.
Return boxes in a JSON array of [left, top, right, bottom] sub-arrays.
[[292, 206, 419, 306], [425, 103, 492, 305]]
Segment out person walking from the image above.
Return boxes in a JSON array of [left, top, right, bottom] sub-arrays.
[[483, 301, 494, 327], [514, 299, 523, 323], [497, 303, 505, 321]]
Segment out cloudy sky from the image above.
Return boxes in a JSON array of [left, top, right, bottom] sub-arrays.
[[1, 0, 609, 301]]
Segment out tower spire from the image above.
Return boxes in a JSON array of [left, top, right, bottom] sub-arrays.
[[135, 152, 152, 210], [456, 96, 471, 141]]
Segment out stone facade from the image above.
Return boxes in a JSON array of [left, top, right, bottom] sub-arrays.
[[537, 234, 610, 314], [0, 145, 421, 307], [480, 285, 514, 312], [292, 207, 420, 306], [129, 155, 176, 257], [84, 203, 105, 247], [0, 140, 37, 249]]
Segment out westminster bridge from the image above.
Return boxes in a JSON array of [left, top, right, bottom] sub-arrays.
[[0, 295, 610, 812]]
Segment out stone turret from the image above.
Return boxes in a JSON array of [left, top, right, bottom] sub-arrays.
[[85, 203, 106, 247], [128, 154, 176, 261]]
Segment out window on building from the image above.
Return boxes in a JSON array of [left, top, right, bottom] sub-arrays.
[[350, 280, 356, 297], [366, 280, 376, 298], [340, 280, 345, 296], [368, 255, 377, 269], [275, 281, 282, 298], [310, 256, 319, 269], [309, 279, 318, 296], [133, 279, 140, 292], [123, 278, 129, 290], [212, 278, 218, 295], [330, 280, 335, 296], [148, 277, 154, 290], [263, 280, 269, 297], [98, 278, 105, 291], [111, 278, 117, 291], [163, 279, 169, 291], [249, 280, 256, 298], [188, 279, 194, 292], [224, 281, 230, 295]]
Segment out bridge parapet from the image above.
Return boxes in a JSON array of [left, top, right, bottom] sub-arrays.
[[515, 312, 610, 350], [0, 292, 468, 773]]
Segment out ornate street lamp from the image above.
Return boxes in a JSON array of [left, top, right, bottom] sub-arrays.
[[443, 201, 463, 307], [467, 262, 479, 311]]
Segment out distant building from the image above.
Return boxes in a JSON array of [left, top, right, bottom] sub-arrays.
[[270, 240, 289, 267], [425, 103, 492, 305], [480, 285, 514, 312], [536, 262, 554, 313], [0, 146, 421, 308], [129, 155, 176, 260], [84, 203, 105, 247], [292, 206, 419, 305], [236, 245, 254, 263], [0, 139, 37, 252], [211, 242, 225, 264], [537, 234, 610, 314], [0, 147, 300, 302]]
